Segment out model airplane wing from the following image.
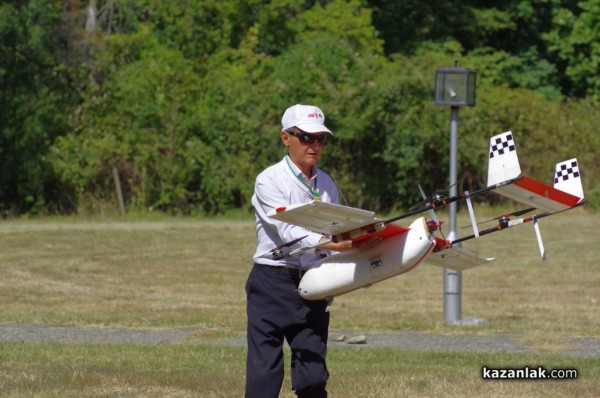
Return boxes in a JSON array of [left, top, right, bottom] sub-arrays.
[[268, 201, 378, 235], [269, 200, 412, 244], [426, 246, 495, 271]]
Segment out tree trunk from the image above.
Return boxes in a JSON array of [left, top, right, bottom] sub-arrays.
[[85, 0, 97, 34]]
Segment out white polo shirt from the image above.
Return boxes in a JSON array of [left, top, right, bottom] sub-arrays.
[[252, 155, 339, 268]]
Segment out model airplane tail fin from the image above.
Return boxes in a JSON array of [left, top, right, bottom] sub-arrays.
[[553, 158, 584, 201], [486, 131, 584, 213], [487, 131, 521, 187]]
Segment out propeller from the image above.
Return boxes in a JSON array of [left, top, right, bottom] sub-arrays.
[[409, 188, 450, 212], [256, 235, 309, 260], [418, 184, 446, 240]]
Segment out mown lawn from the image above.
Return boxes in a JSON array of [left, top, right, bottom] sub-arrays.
[[0, 209, 597, 396]]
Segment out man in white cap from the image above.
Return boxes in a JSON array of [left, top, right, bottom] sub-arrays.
[[245, 104, 380, 398]]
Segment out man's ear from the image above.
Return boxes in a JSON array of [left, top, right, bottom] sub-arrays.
[[280, 130, 290, 147]]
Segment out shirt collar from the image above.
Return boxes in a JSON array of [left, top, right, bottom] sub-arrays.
[[284, 155, 317, 181]]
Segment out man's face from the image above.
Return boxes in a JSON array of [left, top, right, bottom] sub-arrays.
[[281, 128, 328, 175]]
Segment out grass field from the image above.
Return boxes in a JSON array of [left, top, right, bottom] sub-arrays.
[[0, 208, 598, 397]]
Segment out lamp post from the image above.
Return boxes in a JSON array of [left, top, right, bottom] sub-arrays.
[[434, 66, 476, 323]]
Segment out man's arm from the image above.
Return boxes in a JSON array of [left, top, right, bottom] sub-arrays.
[[318, 236, 383, 252]]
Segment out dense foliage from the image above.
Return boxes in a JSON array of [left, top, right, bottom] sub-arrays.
[[1, 0, 598, 216]]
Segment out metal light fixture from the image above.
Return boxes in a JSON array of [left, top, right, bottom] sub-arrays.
[[434, 65, 477, 324], [434, 67, 476, 107]]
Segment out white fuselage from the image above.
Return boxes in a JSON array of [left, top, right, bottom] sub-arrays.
[[298, 217, 435, 300]]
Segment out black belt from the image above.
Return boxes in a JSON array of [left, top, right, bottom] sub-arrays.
[[254, 263, 308, 278]]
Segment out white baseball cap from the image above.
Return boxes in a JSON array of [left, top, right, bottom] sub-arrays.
[[281, 104, 333, 135]]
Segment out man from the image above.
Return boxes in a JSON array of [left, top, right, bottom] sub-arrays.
[[246, 104, 380, 397]]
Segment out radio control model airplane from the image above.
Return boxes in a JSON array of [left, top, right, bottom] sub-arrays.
[[264, 132, 585, 301]]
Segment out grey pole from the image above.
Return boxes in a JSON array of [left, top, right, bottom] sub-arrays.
[[444, 106, 462, 323]]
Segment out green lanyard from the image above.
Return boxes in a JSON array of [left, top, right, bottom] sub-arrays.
[[285, 156, 321, 200]]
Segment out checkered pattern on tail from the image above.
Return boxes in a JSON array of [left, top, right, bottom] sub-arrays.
[[489, 133, 516, 158], [554, 160, 580, 184]]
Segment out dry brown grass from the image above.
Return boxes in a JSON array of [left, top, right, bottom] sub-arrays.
[[0, 210, 598, 397], [0, 210, 598, 338], [0, 219, 253, 329]]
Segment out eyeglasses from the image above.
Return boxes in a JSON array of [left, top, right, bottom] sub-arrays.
[[286, 129, 327, 145]]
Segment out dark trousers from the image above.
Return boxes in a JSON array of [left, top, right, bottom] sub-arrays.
[[245, 263, 330, 398]]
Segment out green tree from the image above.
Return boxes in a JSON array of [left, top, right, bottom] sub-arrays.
[[2, 0, 599, 216], [544, 0, 600, 98], [0, 1, 78, 214], [132, 0, 235, 64], [51, 31, 207, 214], [256, 0, 436, 210]]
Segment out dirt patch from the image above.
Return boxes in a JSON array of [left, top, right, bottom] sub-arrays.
[[1, 323, 598, 357]]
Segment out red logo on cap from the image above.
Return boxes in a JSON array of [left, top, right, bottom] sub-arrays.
[[308, 113, 323, 119]]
